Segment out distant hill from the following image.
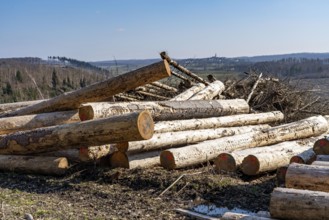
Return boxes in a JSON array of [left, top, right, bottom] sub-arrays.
[[238, 52, 329, 62]]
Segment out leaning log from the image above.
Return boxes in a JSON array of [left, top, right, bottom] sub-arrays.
[[270, 187, 329, 220], [79, 99, 250, 121], [160, 116, 328, 169], [313, 136, 329, 154], [154, 111, 284, 133], [241, 145, 311, 175], [0, 111, 154, 155], [289, 148, 316, 164], [0, 155, 68, 176], [128, 125, 269, 154], [315, 155, 329, 161], [285, 163, 329, 192], [189, 81, 225, 100], [170, 83, 205, 101], [0, 110, 80, 135], [221, 212, 277, 220], [4, 60, 171, 116]]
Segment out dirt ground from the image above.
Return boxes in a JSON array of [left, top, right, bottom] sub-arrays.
[[0, 163, 276, 220]]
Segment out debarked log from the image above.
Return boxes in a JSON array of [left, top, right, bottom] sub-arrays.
[[160, 116, 328, 169], [270, 187, 329, 220], [0, 110, 80, 135], [285, 163, 329, 192], [188, 80, 225, 100], [170, 83, 205, 101], [154, 111, 283, 133], [78, 99, 250, 121], [4, 60, 171, 116], [0, 111, 154, 155], [0, 155, 68, 176]]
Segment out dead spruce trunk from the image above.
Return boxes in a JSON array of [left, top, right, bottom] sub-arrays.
[[188, 80, 225, 100], [0, 155, 68, 176], [160, 116, 328, 170], [154, 111, 284, 133], [286, 163, 329, 192], [79, 99, 250, 121], [0, 110, 80, 135], [170, 83, 205, 101], [0, 111, 154, 155], [128, 125, 269, 154], [4, 60, 171, 117], [270, 187, 329, 220]]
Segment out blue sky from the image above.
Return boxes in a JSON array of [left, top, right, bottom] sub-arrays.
[[1, 0, 329, 61]]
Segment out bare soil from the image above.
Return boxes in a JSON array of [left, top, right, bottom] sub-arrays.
[[0, 164, 276, 219]]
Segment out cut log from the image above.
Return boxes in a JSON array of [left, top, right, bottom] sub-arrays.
[[171, 70, 194, 85], [135, 90, 169, 100], [79, 99, 250, 122], [175, 208, 219, 220], [313, 136, 329, 154], [0, 155, 68, 176], [0, 99, 47, 113], [160, 116, 328, 169], [4, 60, 171, 116], [241, 145, 311, 176], [114, 94, 140, 101], [79, 142, 129, 161], [270, 187, 329, 220], [0, 110, 80, 135], [221, 212, 277, 220], [128, 150, 161, 169], [150, 81, 178, 93], [311, 160, 329, 167], [170, 83, 205, 101], [160, 51, 209, 85], [0, 111, 154, 155], [107, 151, 129, 168], [33, 149, 80, 162], [216, 138, 316, 172], [285, 163, 329, 192], [315, 154, 329, 161], [189, 81, 225, 100], [128, 125, 270, 154], [290, 148, 316, 164], [154, 111, 284, 133], [276, 166, 288, 186]]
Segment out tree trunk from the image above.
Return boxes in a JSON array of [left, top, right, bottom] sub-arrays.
[[0, 155, 68, 176], [160, 116, 328, 170], [221, 212, 277, 220], [285, 163, 329, 192], [0, 110, 80, 135], [0, 99, 47, 114], [150, 81, 178, 93], [79, 142, 128, 161], [128, 150, 161, 169], [154, 111, 284, 133], [4, 60, 171, 117], [290, 148, 316, 164], [79, 99, 250, 122], [189, 81, 225, 100], [270, 187, 329, 220], [241, 145, 311, 175], [315, 155, 329, 161], [313, 136, 329, 155], [128, 125, 269, 154], [170, 83, 205, 101], [114, 94, 140, 101], [0, 111, 154, 155], [311, 160, 329, 167]]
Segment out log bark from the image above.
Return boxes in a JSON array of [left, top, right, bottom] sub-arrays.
[[79, 142, 128, 161], [150, 81, 178, 93], [313, 136, 329, 154], [154, 111, 283, 133], [286, 163, 329, 192], [221, 212, 277, 220], [311, 160, 329, 167], [128, 150, 161, 169], [189, 81, 225, 100], [0, 111, 154, 155], [0, 155, 68, 176], [0, 99, 46, 114], [315, 154, 329, 161], [290, 148, 316, 164], [270, 187, 329, 220], [128, 125, 270, 154], [79, 99, 250, 122], [160, 116, 328, 170], [4, 60, 171, 116], [0, 110, 80, 135], [240, 145, 311, 175], [160, 51, 209, 85], [170, 83, 205, 101]]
